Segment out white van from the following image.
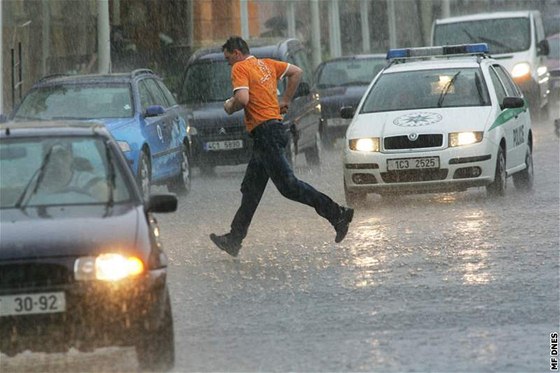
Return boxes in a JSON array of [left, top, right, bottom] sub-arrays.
[[432, 11, 551, 119]]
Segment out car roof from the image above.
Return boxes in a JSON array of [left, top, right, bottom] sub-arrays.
[[188, 38, 300, 63], [31, 69, 158, 87], [0, 120, 111, 139], [435, 10, 535, 24]]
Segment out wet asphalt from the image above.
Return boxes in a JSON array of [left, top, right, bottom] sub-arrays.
[[1, 109, 559, 372]]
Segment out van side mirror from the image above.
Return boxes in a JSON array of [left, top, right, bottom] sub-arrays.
[[340, 106, 355, 119], [537, 39, 550, 56], [295, 82, 310, 98], [144, 105, 165, 117], [502, 97, 525, 109]]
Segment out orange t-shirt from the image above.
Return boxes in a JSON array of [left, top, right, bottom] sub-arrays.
[[231, 56, 290, 132]]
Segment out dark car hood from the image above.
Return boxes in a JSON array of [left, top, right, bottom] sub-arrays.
[[0, 204, 140, 260], [188, 101, 245, 128], [319, 85, 369, 117]]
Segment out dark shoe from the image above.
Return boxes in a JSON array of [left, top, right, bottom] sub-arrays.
[[334, 207, 354, 243], [210, 233, 242, 257]]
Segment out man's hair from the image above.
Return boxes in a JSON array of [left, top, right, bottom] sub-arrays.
[[222, 36, 250, 55]]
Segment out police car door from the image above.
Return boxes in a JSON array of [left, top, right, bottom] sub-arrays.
[[488, 65, 527, 171]]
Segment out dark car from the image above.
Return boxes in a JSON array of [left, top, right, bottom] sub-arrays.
[[0, 121, 177, 371], [312, 54, 386, 148], [8, 69, 193, 200], [178, 38, 322, 173]]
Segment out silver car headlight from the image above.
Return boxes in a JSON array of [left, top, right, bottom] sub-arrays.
[[349, 138, 380, 152], [449, 132, 483, 147], [75, 253, 145, 281]]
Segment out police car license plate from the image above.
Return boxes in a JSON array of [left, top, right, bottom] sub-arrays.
[[0, 292, 66, 316], [387, 156, 439, 170], [205, 140, 243, 151]]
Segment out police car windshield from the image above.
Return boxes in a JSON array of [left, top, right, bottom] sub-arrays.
[[361, 68, 490, 113], [181, 61, 232, 103], [14, 84, 133, 120], [433, 18, 530, 54]]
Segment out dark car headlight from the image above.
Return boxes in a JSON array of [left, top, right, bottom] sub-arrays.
[[75, 253, 145, 281]]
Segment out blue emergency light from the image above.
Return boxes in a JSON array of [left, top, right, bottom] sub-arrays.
[[386, 43, 489, 60]]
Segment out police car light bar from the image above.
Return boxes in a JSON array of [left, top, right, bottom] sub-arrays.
[[386, 43, 489, 60]]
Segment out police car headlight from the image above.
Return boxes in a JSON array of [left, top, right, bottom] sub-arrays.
[[349, 138, 380, 152], [117, 140, 131, 152], [511, 62, 531, 79], [449, 132, 483, 147]]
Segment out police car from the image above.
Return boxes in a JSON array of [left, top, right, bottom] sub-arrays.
[[342, 44, 533, 206]]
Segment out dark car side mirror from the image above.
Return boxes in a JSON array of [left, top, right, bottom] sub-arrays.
[[340, 106, 355, 119], [144, 105, 165, 117], [294, 82, 310, 98], [537, 39, 550, 56], [146, 193, 178, 213], [502, 97, 525, 110]]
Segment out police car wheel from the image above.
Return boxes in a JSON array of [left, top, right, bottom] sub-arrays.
[[512, 146, 534, 191], [487, 146, 506, 197]]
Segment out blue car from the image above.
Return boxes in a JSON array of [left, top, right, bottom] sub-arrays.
[[9, 69, 193, 200]]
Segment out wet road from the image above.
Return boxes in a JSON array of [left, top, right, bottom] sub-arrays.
[[2, 114, 559, 372]]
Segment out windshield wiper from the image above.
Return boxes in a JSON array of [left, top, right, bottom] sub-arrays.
[[14, 145, 55, 209], [437, 72, 461, 108]]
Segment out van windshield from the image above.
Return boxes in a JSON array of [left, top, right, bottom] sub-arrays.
[[181, 61, 232, 104], [433, 17, 531, 54]]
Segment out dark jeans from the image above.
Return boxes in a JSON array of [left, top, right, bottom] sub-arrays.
[[230, 120, 341, 241]]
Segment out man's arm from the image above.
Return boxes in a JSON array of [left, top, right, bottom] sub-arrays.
[[279, 64, 303, 114], [224, 89, 249, 115]]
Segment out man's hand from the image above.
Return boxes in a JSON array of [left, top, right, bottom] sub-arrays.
[[224, 89, 249, 115], [279, 99, 289, 114], [224, 97, 235, 114]]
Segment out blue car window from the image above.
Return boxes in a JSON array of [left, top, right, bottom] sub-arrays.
[[138, 80, 156, 112], [156, 80, 178, 106], [14, 84, 133, 120], [144, 79, 169, 108]]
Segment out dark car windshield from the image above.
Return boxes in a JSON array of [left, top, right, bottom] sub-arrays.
[[316, 57, 386, 89], [433, 17, 530, 54], [181, 61, 233, 104], [14, 84, 133, 121], [0, 136, 132, 208], [361, 68, 490, 113]]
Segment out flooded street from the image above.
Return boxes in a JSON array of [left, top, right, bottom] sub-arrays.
[[2, 114, 559, 372]]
